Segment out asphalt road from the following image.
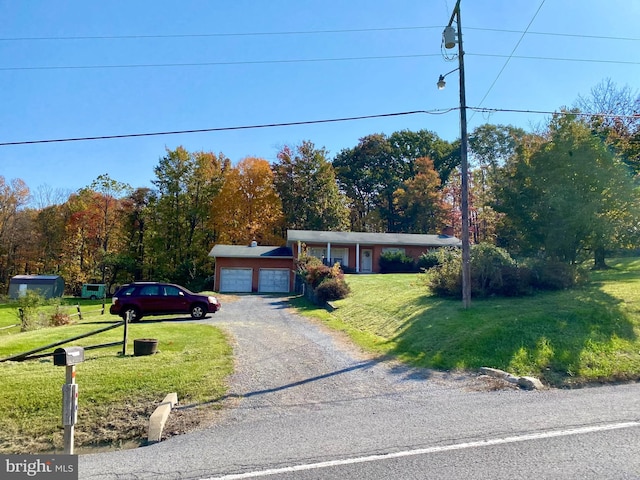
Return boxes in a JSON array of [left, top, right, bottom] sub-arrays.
[[79, 295, 640, 480]]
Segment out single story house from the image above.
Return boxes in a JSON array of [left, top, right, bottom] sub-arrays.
[[209, 230, 461, 293], [287, 229, 461, 274], [8, 275, 65, 299]]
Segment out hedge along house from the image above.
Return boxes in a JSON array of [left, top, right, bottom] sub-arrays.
[[209, 242, 294, 293], [286, 229, 461, 274], [8, 275, 65, 299]]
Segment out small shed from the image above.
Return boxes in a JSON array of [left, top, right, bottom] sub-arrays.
[[8, 275, 65, 299], [81, 283, 106, 299]]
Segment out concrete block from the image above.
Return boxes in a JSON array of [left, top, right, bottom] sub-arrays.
[[148, 392, 178, 444]]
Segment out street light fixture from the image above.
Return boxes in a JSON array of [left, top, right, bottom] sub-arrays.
[[437, 68, 459, 90], [440, 0, 471, 308]]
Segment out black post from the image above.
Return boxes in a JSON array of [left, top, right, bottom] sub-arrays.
[[121, 312, 129, 356]]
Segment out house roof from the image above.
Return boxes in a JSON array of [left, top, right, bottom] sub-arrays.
[[11, 275, 62, 281], [286, 230, 462, 247], [209, 245, 293, 259]]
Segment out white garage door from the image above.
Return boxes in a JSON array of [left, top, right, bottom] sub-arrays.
[[258, 269, 290, 293], [220, 268, 253, 293]]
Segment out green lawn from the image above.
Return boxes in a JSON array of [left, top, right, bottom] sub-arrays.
[[0, 302, 233, 454], [291, 258, 640, 387]]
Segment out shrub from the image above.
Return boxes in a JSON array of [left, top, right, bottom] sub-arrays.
[[315, 278, 351, 303], [295, 252, 350, 303], [304, 263, 334, 288], [417, 250, 440, 271], [526, 258, 586, 290], [427, 244, 589, 298], [470, 243, 516, 297], [495, 265, 533, 297], [295, 254, 323, 279], [428, 244, 533, 298], [428, 248, 463, 297], [15, 291, 46, 331], [379, 251, 416, 273], [47, 299, 72, 327]]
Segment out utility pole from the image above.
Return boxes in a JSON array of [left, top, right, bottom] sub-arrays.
[[442, 0, 471, 308]]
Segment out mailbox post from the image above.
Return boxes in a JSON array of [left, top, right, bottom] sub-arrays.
[[53, 346, 85, 454]]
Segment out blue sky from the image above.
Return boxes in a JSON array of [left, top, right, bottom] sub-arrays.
[[1, 0, 639, 196]]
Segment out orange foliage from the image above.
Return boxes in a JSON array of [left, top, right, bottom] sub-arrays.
[[211, 157, 284, 245]]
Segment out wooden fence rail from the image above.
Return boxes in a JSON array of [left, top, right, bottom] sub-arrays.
[[0, 320, 127, 363]]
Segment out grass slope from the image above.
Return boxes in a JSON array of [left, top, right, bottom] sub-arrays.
[[293, 258, 640, 387]]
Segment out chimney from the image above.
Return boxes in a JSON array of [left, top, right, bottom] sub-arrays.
[[441, 225, 454, 237]]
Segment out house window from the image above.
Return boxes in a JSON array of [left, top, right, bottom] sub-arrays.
[[309, 248, 326, 260], [308, 247, 348, 267], [330, 248, 348, 267], [382, 247, 405, 254]]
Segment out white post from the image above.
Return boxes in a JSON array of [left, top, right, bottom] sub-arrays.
[[62, 365, 78, 454]]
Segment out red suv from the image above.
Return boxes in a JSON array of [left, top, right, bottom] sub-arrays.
[[110, 282, 221, 322]]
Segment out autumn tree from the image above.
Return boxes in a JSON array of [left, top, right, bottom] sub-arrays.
[[393, 157, 448, 233], [211, 157, 284, 245], [32, 203, 67, 274], [468, 124, 527, 243], [388, 129, 459, 187], [334, 130, 458, 232], [149, 147, 229, 286], [83, 174, 131, 284], [272, 141, 349, 232], [119, 187, 154, 281], [0, 177, 30, 286], [60, 189, 101, 289], [333, 134, 392, 231]]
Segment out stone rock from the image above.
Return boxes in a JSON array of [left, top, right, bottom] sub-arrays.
[[479, 367, 510, 379], [518, 376, 544, 390]]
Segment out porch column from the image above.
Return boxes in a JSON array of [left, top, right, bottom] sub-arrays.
[[356, 243, 360, 273], [326, 242, 331, 266]]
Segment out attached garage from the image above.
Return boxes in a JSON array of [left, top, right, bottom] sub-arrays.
[[219, 268, 253, 293], [209, 244, 294, 293], [258, 269, 290, 293]]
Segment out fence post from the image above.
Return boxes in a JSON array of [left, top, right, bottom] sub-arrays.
[[76, 304, 82, 321], [121, 311, 129, 356]]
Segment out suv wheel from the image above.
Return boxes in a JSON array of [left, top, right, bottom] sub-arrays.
[[122, 306, 141, 323], [190, 304, 206, 319]]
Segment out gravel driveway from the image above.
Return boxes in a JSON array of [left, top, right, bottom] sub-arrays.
[[79, 294, 518, 479], [196, 294, 482, 422]]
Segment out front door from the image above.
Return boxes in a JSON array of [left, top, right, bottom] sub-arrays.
[[361, 249, 373, 273]]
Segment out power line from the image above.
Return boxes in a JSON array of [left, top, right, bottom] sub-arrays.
[[469, 106, 640, 119], [466, 27, 640, 42], [3, 52, 639, 72], [470, 53, 640, 65], [0, 109, 457, 146], [474, 0, 546, 111], [1, 107, 636, 147], [0, 54, 442, 71], [1, 26, 638, 43], [0, 26, 442, 42]]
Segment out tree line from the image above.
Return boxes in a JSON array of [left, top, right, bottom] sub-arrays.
[[0, 79, 638, 294]]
